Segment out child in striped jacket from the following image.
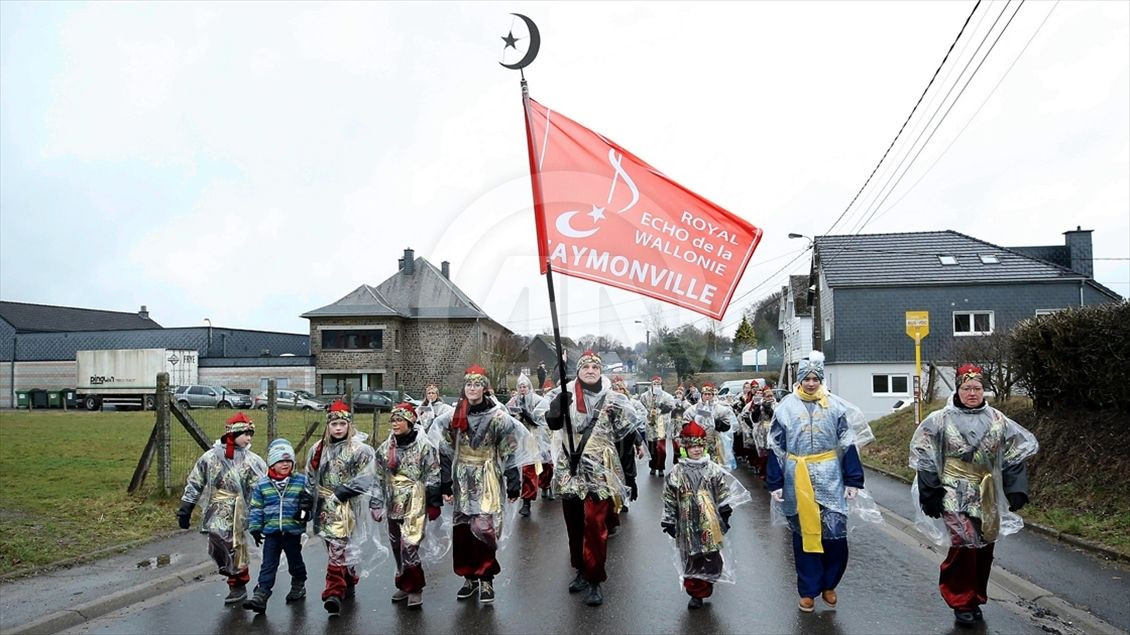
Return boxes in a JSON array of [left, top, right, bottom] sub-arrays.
[[243, 438, 310, 613]]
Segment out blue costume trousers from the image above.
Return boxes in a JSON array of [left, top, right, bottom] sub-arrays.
[[791, 532, 848, 598]]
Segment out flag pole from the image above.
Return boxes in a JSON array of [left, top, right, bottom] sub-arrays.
[[520, 77, 578, 472]]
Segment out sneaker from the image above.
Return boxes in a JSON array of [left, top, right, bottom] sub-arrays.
[[391, 589, 409, 603], [568, 573, 588, 593], [323, 596, 342, 615], [584, 583, 603, 607], [608, 525, 620, 537], [285, 580, 306, 603], [519, 500, 531, 517], [688, 596, 703, 609], [954, 609, 976, 626], [224, 585, 247, 605], [821, 589, 837, 607], [242, 588, 269, 614], [798, 597, 815, 613], [407, 592, 423, 610], [479, 580, 495, 604], [456, 578, 478, 600]]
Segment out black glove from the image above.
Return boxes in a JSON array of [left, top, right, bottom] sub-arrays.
[[333, 484, 358, 503], [659, 403, 673, 414], [546, 391, 572, 429], [295, 490, 313, 523], [661, 522, 677, 538], [250, 530, 263, 547], [518, 410, 536, 426], [921, 496, 944, 519], [1006, 492, 1028, 512], [719, 505, 733, 534], [176, 501, 194, 529]]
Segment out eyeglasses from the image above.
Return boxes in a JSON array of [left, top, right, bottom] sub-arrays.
[[958, 385, 984, 393]]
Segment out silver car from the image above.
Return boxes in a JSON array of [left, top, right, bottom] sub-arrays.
[[253, 389, 325, 411], [173, 385, 253, 409]]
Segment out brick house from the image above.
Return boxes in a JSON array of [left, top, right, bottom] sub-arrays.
[[801, 228, 1121, 421], [301, 249, 512, 396]]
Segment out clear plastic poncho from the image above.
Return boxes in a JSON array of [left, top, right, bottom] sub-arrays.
[[909, 398, 1038, 548], [430, 400, 537, 550], [370, 427, 451, 571], [683, 399, 738, 467], [534, 376, 642, 508], [304, 427, 388, 575], [662, 456, 751, 586], [507, 383, 553, 467], [181, 440, 266, 577], [417, 399, 455, 437], [767, 387, 881, 536], [639, 387, 677, 443]]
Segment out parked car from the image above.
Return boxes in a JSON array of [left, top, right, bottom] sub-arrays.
[[351, 391, 395, 413], [174, 385, 252, 409], [252, 389, 325, 411], [371, 390, 422, 407], [716, 379, 767, 399]]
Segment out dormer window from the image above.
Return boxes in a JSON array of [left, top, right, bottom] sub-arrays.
[[938, 255, 958, 266], [978, 254, 1000, 264]]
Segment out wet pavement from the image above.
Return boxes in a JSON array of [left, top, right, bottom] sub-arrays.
[[57, 456, 1076, 635], [864, 469, 1130, 632]]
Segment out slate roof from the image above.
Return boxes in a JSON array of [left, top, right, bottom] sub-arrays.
[[0, 301, 161, 333], [814, 231, 1119, 298], [302, 257, 500, 323], [788, 275, 812, 317]]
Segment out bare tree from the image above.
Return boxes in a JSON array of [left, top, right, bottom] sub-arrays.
[[946, 329, 1020, 400], [483, 333, 530, 392]]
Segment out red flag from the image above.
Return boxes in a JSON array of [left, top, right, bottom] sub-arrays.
[[523, 97, 762, 320]]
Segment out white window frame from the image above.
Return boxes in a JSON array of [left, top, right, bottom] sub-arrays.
[[871, 373, 911, 396], [823, 317, 832, 341], [1035, 308, 1062, 317], [953, 310, 994, 336]]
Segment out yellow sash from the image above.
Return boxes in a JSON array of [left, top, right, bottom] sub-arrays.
[[458, 444, 502, 515], [943, 459, 999, 543], [318, 485, 356, 538], [787, 449, 838, 553], [212, 489, 249, 569], [392, 474, 427, 545]]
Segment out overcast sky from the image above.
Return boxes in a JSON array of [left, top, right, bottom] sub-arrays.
[[1, 1, 1126, 346]]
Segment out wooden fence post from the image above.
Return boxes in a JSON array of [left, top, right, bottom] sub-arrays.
[[267, 379, 278, 444], [155, 372, 172, 497], [372, 409, 380, 446]]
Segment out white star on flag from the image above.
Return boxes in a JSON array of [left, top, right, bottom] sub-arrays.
[[587, 205, 606, 222]]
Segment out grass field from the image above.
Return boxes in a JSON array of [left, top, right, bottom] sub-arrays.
[[0, 409, 388, 576]]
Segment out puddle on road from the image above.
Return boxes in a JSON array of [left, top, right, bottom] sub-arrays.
[[135, 553, 180, 569]]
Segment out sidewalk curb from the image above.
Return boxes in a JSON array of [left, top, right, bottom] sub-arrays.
[[0, 530, 184, 584], [6, 561, 216, 635], [863, 462, 1130, 564], [874, 500, 1125, 635]]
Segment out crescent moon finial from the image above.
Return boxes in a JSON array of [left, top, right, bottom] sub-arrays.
[[500, 13, 540, 70]]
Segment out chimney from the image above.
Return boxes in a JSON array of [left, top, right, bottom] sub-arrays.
[[138, 305, 149, 320], [1063, 226, 1094, 278], [441, 261, 450, 279], [403, 248, 415, 274]]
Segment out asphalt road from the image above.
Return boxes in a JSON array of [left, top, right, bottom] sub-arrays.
[[65, 456, 1076, 635]]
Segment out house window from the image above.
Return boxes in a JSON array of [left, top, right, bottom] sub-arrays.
[[953, 311, 993, 336], [1035, 309, 1061, 317], [978, 254, 1000, 264], [259, 377, 289, 393], [321, 374, 362, 395], [321, 329, 383, 350], [872, 374, 910, 395], [938, 255, 958, 266], [823, 317, 831, 341]]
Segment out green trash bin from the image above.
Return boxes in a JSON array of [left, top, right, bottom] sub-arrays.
[[15, 390, 30, 408], [28, 389, 48, 409], [47, 390, 63, 408], [61, 389, 77, 409]]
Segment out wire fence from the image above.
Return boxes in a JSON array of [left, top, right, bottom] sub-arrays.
[[156, 383, 388, 496]]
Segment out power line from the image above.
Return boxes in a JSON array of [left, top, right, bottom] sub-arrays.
[[820, 0, 983, 237]]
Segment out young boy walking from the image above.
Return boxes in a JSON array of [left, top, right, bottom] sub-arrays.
[[243, 438, 309, 613], [177, 412, 266, 605], [662, 421, 750, 609]]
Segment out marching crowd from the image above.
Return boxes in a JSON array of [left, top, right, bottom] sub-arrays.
[[177, 350, 1036, 627]]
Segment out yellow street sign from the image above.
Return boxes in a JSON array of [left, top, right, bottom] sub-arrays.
[[905, 310, 929, 340]]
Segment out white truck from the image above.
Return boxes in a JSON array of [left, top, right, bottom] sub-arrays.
[[76, 349, 199, 411]]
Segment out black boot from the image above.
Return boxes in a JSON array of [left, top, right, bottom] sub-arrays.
[[688, 596, 703, 609], [224, 584, 247, 605], [543, 488, 555, 501], [520, 499, 531, 517], [972, 607, 984, 621], [954, 608, 976, 626], [568, 573, 588, 593], [242, 588, 269, 614], [585, 582, 604, 606], [324, 595, 342, 615], [285, 579, 306, 603]]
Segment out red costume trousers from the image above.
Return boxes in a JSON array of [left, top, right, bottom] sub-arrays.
[[521, 464, 554, 500], [562, 496, 613, 583], [672, 439, 681, 464], [452, 522, 500, 580], [389, 520, 426, 593], [648, 439, 667, 471], [939, 543, 995, 610], [321, 539, 359, 601]]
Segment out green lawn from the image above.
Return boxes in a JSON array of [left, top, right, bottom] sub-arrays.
[[0, 409, 383, 576]]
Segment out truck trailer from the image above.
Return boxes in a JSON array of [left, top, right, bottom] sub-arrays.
[[76, 349, 199, 411]]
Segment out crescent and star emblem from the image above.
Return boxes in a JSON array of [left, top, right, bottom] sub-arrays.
[[553, 149, 640, 239], [499, 13, 540, 70]]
